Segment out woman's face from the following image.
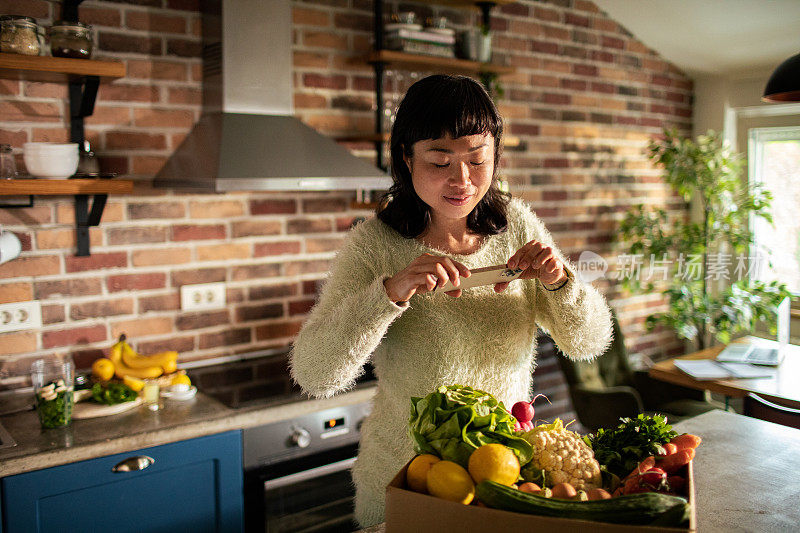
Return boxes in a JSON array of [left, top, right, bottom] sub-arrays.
[[404, 132, 495, 225]]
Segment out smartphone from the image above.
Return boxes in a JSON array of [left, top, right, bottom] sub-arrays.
[[436, 264, 524, 293]]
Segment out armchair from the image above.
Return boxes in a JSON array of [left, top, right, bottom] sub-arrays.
[[552, 311, 720, 431]]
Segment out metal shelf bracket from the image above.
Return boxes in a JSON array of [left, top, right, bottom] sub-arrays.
[[74, 193, 107, 256]]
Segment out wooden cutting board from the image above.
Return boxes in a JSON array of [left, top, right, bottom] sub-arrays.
[[72, 397, 143, 419]]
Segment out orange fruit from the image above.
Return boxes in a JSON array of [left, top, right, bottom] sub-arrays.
[[467, 443, 520, 486], [406, 454, 441, 493], [91, 358, 115, 381], [426, 460, 475, 505], [171, 373, 191, 387]]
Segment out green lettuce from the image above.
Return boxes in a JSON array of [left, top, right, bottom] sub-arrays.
[[409, 384, 533, 468]]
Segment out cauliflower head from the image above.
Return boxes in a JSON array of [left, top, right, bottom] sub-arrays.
[[521, 419, 602, 490]]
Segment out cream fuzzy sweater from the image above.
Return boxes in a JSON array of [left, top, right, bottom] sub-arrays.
[[289, 198, 613, 527]]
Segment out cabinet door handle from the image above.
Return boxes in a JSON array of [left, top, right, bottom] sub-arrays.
[[112, 455, 155, 473]]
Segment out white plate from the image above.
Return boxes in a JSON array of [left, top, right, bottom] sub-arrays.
[[161, 386, 197, 401], [73, 397, 143, 419]]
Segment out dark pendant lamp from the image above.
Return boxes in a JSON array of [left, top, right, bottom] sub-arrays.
[[762, 52, 800, 102]]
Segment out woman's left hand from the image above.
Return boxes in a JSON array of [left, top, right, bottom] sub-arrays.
[[495, 240, 567, 292]]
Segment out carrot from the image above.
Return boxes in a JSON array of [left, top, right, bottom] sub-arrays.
[[670, 433, 702, 451], [635, 456, 656, 475], [657, 448, 695, 474], [660, 442, 678, 456]]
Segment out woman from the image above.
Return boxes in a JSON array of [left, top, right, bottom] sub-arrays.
[[290, 75, 613, 527]]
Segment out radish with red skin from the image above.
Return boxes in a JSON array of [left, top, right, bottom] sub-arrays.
[[511, 394, 550, 426], [640, 467, 666, 485]]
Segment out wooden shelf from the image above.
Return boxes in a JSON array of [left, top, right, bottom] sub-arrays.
[[0, 54, 125, 82], [366, 50, 515, 75], [0, 179, 134, 196], [335, 132, 521, 148], [335, 133, 390, 143], [435, 0, 517, 6]]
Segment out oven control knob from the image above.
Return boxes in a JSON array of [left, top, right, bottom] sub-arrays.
[[291, 428, 311, 448]]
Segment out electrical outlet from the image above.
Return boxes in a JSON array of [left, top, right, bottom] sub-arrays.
[[180, 282, 226, 311], [0, 301, 42, 333]]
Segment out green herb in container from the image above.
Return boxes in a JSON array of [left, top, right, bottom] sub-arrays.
[[31, 359, 75, 429]]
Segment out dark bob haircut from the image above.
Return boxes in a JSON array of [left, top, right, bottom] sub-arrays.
[[377, 74, 510, 238]]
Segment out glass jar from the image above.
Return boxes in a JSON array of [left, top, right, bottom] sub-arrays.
[[31, 358, 75, 429], [0, 144, 16, 179], [0, 15, 41, 56], [49, 21, 93, 59]]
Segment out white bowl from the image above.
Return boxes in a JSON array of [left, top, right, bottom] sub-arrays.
[[23, 142, 79, 153], [23, 152, 79, 179]]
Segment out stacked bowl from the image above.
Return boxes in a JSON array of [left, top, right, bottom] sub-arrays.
[[23, 142, 79, 179]]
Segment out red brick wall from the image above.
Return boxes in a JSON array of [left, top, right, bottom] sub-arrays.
[[0, 1, 692, 417]]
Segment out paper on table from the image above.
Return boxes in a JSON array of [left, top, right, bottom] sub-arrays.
[[674, 359, 774, 380], [674, 360, 730, 380], [717, 362, 775, 379]]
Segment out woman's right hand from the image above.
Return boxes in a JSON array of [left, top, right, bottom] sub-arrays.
[[384, 253, 471, 303]]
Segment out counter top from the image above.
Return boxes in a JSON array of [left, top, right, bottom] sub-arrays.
[[0, 385, 377, 477]]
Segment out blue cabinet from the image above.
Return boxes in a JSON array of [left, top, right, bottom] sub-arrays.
[[1, 430, 243, 532]]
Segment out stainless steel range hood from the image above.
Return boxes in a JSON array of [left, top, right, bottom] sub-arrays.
[[154, 0, 390, 192]]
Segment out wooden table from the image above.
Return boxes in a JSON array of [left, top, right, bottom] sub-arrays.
[[672, 410, 799, 532], [649, 337, 800, 409]]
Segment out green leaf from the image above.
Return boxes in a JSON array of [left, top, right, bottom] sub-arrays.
[[409, 385, 533, 468]]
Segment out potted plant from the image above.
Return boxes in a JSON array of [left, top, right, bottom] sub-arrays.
[[477, 22, 492, 63], [618, 129, 791, 350], [478, 71, 504, 101]]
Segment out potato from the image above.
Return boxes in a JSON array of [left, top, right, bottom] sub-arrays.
[[587, 488, 612, 500], [518, 482, 541, 494], [551, 482, 577, 499]]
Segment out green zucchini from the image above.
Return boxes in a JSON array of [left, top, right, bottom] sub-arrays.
[[476, 481, 689, 526]]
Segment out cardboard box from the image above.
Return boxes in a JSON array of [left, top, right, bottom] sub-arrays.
[[385, 460, 695, 533]]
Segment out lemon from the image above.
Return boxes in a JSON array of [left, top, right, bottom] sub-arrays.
[[161, 359, 178, 374], [171, 373, 191, 387], [91, 358, 115, 381], [467, 443, 520, 486], [122, 375, 145, 392], [406, 454, 441, 493], [426, 460, 475, 504]]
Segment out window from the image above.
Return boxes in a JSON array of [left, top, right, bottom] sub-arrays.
[[748, 126, 800, 293]]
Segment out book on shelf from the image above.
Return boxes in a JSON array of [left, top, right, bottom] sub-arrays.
[[385, 39, 455, 58], [385, 28, 456, 45]]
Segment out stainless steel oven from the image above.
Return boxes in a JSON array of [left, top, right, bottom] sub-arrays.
[[243, 402, 371, 532], [184, 350, 376, 533]]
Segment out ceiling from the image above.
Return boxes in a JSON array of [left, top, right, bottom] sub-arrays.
[[592, 0, 800, 79]]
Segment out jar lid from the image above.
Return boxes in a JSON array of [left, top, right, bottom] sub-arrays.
[[51, 20, 92, 30], [0, 15, 38, 24], [0, 15, 39, 29]]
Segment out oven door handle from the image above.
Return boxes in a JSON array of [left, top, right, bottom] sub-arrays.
[[264, 457, 357, 491]]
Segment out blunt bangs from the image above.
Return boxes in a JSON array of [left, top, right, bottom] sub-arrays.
[[402, 77, 503, 150], [378, 74, 510, 239]]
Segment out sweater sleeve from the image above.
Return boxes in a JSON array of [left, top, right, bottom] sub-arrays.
[[515, 202, 614, 361], [289, 222, 407, 398]]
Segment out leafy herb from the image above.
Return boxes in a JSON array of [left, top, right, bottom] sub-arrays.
[[409, 384, 533, 469], [585, 414, 678, 478], [90, 382, 137, 405], [36, 390, 73, 428]]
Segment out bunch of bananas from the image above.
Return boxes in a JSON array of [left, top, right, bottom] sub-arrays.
[[107, 334, 179, 380]]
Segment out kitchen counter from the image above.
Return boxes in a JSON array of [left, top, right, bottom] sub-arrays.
[[0, 385, 377, 477]]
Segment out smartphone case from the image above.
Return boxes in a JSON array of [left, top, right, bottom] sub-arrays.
[[436, 264, 524, 293]]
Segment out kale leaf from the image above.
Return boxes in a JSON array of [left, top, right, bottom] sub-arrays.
[[585, 414, 678, 478]]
